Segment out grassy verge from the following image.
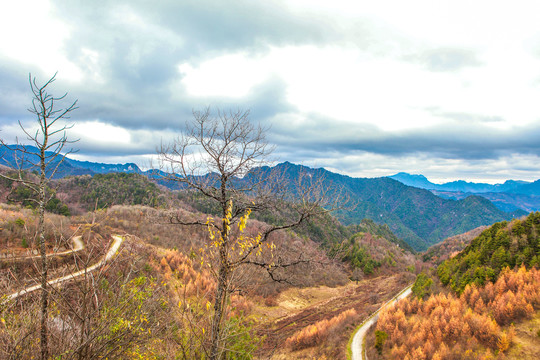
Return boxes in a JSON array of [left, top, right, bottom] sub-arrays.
[[346, 284, 413, 360]]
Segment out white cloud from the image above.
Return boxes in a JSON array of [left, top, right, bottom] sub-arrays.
[[178, 53, 270, 97], [0, 0, 83, 81], [72, 121, 131, 145], [3, 0, 540, 182]]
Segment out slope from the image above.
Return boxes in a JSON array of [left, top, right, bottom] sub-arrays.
[[268, 162, 522, 251], [437, 211, 540, 293]]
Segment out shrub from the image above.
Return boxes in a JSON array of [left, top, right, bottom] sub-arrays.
[[375, 330, 388, 355], [285, 308, 357, 350]]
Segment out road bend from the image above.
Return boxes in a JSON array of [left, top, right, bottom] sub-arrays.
[[3, 235, 124, 304], [351, 285, 413, 360]]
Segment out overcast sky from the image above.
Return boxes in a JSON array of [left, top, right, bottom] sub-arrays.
[[2, 0, 540, 183]]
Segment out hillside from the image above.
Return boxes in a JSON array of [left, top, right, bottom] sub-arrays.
[[267, 162, 523, 251], [369, 266, 540, 360], [0, 195, 417, 360], [56, 172, 166, 212], [0, 150, 524, 251], [422, 225, 488, 264], [438, 212, 540, 293], [367, 213, 540, 360], [331, 224, 417, 278], [0, 167, 417, 279]]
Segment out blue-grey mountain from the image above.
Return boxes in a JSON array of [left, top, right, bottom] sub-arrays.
[[0, 146, 526, 251]]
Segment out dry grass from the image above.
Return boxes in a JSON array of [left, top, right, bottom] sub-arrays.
[[0, 202, 418, 359], [0, 204, 74, 255], [254, 274, 412, 359], [507, 311, 540, 360]]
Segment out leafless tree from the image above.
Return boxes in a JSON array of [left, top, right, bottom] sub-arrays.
[[0, 229, 167, 359], [0, 73, 78, 360], [157, 107, 341, 359]]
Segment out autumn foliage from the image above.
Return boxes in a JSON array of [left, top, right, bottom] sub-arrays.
[[156, 250, 217, 300], [285, 308, 358, 350], [375, 266, 539, 359]]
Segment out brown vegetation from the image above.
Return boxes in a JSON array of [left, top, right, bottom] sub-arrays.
[[371, 266, 540, 359], [0, 205, 73, 257], [285, 308, 358, 350], [423, 226, 488, 264], [0, 183, 417, 359], [259, 273, 414, 359]]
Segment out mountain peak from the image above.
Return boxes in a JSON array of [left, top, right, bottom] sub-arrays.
[[389, 172, 437, 189]]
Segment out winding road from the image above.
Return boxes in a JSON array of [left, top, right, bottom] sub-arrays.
[[350, 284, 413, 360], [1, 236, 84, 262], [3, 235, 124, 304]]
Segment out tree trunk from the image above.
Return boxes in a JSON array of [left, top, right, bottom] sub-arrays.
[[39, 147, 49, 360], [210, 264, 229, 360], [210, 193, 231, 360]]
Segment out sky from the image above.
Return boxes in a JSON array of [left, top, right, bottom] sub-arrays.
[[2, 0, 540, 184]]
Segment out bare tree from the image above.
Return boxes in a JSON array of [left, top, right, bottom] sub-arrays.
[[0, 73, 78, 360], [157, 107, 339, 359]]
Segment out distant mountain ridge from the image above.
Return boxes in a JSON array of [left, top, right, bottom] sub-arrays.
[[432, 190, 540, 213], [0, 146, 525, 251], [389, 172, 531, 193], [0, 145, 141, 178], [389, 172, 540, 213], [257, 162, 524, 251]]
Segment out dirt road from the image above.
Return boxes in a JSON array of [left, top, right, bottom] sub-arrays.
[[3, 235, 124, 303], [350, 285, 412, 360]]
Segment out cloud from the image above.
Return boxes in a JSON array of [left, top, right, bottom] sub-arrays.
[[3, 0, 540, 184], [409, 47, 482, 72], [267, 112, 540, 162], [426, 108, 504, 124]]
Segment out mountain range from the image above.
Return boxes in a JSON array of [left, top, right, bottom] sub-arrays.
[[0, 145, 529, 251], [389, 172, 540, 213], [389, 172, 533, 193], [0, 145, 140, 177], [265, 163, 524, 251]]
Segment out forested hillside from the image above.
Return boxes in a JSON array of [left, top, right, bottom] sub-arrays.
[[438, 212, 540, 293], [423, 226, 488, 264], [371, 266, 540, 359], [1, 152, 523, 251], [368, 213, 540, 359], [264, 162, 523, 251], [57, 173, 165, 211]]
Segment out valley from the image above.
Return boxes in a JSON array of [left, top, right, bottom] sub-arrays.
[[2, 158, 539, 359], [5, 0, 540, 358]]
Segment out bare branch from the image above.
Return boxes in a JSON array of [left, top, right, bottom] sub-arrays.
[[0, 73, 78, 360], [155, 107, 346, 360]]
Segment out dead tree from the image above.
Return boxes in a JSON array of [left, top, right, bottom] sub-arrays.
[[157, 107, 340, 360], [0, 73, 77, 360]]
